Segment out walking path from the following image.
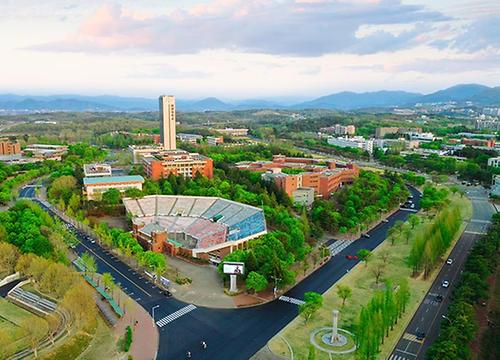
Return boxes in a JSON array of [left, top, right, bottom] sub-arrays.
[[114, 286, 159, 360]]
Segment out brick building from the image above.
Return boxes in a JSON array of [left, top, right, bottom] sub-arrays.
[[0, 139, 21, 155], [142, 150, 213, 180], [239, 155, 359, 200]]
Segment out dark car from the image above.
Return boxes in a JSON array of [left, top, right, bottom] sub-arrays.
[[162, 290, 173, 298], [435, 295, 444, 302], [415, 331, 426, 341]]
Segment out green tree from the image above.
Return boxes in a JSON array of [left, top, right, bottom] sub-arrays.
[[245, 271, 268, 293], [408, 214, 420, 229], [102, 188, 122, 206], [299, 292, 323, 324], [337, 284, 352, 306], [81, 252, 97, 280], [357, 249, 372, 267]]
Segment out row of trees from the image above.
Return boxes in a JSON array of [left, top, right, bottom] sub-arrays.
[[92, 222, 167, 278], [426, 213, 500, 360], [408, 204, 461, 278], [311, 171, 409, 234], [356, 280, 411, 360]]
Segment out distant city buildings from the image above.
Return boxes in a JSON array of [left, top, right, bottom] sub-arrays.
[[215, 128, 249, 137], [327, 136, 374, 154], [375, 127, 422, 139], [461, 138, 496, 148], [475, 117, 500, 131], [0, 138, 21, 155], [408, 132, 435, 142], [320, 124, 355, 136], [237, 155, 359, 201]]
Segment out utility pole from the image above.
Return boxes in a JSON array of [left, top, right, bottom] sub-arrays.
[[270, 273, 282, 299], [152, 305, 160, 326]]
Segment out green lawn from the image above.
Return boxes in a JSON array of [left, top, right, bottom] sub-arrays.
[[0, 298, 49, 358], [268, 193, 472, 360]]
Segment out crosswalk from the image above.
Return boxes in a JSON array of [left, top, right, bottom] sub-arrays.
[[389, 354, 411, 360], [279, 296, 305, 306], [403, 332, 423, 344], [156, 304, 197, 327], [328, 240, 354, 256]]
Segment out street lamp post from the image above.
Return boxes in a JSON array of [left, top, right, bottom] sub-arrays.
[[152, 305, 160, 326]]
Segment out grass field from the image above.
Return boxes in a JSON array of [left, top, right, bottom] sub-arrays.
[[268, 193, 472, 360], [0, 298, 49, 359]]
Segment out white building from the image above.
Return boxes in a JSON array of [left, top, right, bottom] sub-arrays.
[[177, 133, 202, 144], [487, 157, 500, 167], [216, 128, 249, 137], [83, 175, 145, 201], [327, 136, 374, 154], [159, 95, 176, 150], [408, 132, 435, 141], [206, 136, 224, 146]]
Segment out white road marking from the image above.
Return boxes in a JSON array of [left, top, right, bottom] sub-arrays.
[[279, 296, 305, 306], [156, 304, 197, 327]]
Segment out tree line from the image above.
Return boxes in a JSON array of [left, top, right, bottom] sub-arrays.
[[408, 204, 462, 278], [356, 280, 411, 360], [426, 213, 500, 360]]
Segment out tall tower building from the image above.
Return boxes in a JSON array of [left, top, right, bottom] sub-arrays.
[[159, 95, 176, 150]]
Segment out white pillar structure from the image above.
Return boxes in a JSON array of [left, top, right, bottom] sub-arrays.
[[229, 274, 238, 293], [331, 309, 340, 343]]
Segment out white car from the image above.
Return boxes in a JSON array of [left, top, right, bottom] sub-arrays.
[[446, 258, 453, 265], [442, 280, 450, 288]]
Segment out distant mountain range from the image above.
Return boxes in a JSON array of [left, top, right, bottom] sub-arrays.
[[1, 84, 499, 112]]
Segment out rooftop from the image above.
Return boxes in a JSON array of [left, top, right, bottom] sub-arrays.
[[83, 175, 145, 185]]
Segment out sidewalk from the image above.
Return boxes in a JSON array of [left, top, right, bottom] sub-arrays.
[[114, 288, 159, 360]]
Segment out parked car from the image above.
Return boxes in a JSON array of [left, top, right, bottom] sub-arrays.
[[362, 233, 370, 238], [382, 219, 389, 223], [446, 258, 453, 265], [442, 280, 450, 288], [410, 204, 415, 209], [415, 331, 426, 341]]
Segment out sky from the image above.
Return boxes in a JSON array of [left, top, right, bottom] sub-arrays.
[[0, 0, 499, 100]]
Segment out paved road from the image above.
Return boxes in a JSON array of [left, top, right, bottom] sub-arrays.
[[20, 185, 421, 360], [0, 279, 23, 298], [389, 186, 496, 360]]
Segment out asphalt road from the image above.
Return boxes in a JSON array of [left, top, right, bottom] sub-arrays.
[[389, 186, 496, 360], [19, 185, 421, 360]]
